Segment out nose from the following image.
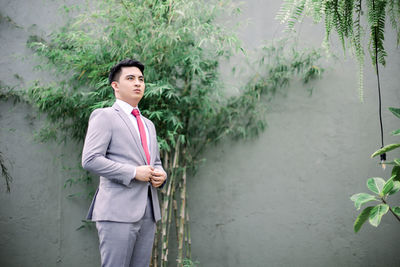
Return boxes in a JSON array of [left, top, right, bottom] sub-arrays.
[[133, 79, 141, 86]]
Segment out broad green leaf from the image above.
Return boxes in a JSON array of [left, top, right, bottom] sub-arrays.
[[388, 181, 400, 195], [350, 193, 377, 210], [379, 161, 397, 166], [382, 179, 394, 195], [394, 159, 400, 166], [393, 207, 400, 217], [367, 177, 386, 195], [392, 166, 400, 182], [369, 204, 389, 227], [354, 206, 374, 233], [371, 144, 400, 158], [389, 107, 400, 119], [391, 128, 400, 136]]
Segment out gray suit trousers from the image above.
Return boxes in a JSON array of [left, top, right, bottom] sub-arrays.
[[96, 195, 156, 267]]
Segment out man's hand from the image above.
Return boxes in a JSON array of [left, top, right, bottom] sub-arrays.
[[135, 165, 154, 182], [150, 168, 167, 188]]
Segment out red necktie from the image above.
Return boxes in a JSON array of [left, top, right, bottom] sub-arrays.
[[131, 109, 151, 164]]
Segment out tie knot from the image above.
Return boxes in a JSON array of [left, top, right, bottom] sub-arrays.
[[131, 109, 140, 117]]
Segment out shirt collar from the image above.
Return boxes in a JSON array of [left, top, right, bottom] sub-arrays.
[[115, 99, 140, 116]]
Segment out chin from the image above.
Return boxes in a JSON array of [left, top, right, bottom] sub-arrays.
[[131, 96, 143, 102]]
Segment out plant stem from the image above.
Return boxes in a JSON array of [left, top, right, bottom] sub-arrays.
[[177, 165, 187, 266], [381, 198, 400, 222], [185, 209, 191, 259], [160, 140, 180, 266], [160, 175, 172, 266], [173, 189, 179, 243], [372, 0, 385, 149], [0, 151, 12, 192], [151, 228, 158, 267]]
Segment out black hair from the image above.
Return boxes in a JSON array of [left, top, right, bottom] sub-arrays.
[[108, 59, 145, 85]]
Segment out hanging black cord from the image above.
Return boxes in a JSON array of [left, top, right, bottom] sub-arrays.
[[375, 37, 384, 149], [372, 0, 386, 162]]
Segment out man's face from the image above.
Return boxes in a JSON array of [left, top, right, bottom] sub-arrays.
[[112, 66, 145, 107]]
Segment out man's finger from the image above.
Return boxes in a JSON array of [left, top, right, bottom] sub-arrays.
[[150, 177, 162, 182], [151, 171, 163, 177], [153, 176, 165, 181], [153, 183, 162, 188], [152, 179, 162, 185]]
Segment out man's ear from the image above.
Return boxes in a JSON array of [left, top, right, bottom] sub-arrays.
[[111, 81, 119, 92]]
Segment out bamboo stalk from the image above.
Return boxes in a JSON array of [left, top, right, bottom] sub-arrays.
[[160, 140, 180, 266], [163, 179, 177, 266], [173, 183, 179, 243], [160, 169, 173, 265], [163, 150, 169, 177], [152, 150, 169, 266], [183, 203, 188, 260], [160, 175, 173, 267], [151, 225, 159, 267], [186, 209, 191, 259], [177, 166, 187, 266]]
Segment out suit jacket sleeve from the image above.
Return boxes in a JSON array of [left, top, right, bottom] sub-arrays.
[[82, 109, 135, 186]]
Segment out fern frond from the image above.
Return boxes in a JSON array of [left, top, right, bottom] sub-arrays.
[[276, 0, 296, 23], [289, 0, 307, 30], [277, 0, 311, 32], [352, 0, 365, 101], [278, 0, 398, 101], [358, 60, 364, 102], [324, 1, 335, 44], [387, 0, 400, 45], [314, 0, 326, 22], [332, 0, 349, 52], [367, 0, 387, 67]]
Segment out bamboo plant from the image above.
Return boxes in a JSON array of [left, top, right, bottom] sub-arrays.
[[1, 0, 323, 265]]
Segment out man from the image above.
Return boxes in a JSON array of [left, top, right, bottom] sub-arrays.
[[82, 59, 167, 267]]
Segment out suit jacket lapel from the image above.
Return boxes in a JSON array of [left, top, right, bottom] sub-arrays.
[[112, 103, 148, 164]]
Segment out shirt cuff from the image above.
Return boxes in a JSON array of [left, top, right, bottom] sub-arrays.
[[132, 167, 137, 181]]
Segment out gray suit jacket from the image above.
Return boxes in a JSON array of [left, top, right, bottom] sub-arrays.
[[82, 102, 165, 222]]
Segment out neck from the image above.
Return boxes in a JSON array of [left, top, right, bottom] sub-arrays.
[[116, 98, 138, 108]]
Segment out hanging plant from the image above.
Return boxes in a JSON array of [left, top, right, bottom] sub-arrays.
[[277, 0, 400, 232], [1, 0, 324, 265], [351, 107, 400, 232]]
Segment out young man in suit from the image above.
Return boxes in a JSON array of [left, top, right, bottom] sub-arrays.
[[82, 59, 167, 267]]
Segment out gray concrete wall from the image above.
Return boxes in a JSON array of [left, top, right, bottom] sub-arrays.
[[1, 0, 399, 267], [0, 1, 100, 266]]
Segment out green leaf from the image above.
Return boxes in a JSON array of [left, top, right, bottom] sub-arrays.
[[392, 207, 400, 217], [388, 181, 400, 195], [350, 193, 377, 210], [378, 161, 397, 166], [394, 159, 400, 166], [371, 144, 400, 158], [367, 177, 386, 195], [369, 204, 389, 227], [392, 166, 400, 182], [354, 206, 374, 233], [388, 107, 400, 119], [391, 128, 400, 136], [382, 179, 394, 195]]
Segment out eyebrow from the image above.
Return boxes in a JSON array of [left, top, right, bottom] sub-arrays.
[[125, 74, 144, 78]]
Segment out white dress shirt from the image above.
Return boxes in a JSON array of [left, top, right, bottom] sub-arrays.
[[115, 99, 151, 179]]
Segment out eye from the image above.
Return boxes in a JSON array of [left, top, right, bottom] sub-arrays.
[[127, 76, 133, 80]]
